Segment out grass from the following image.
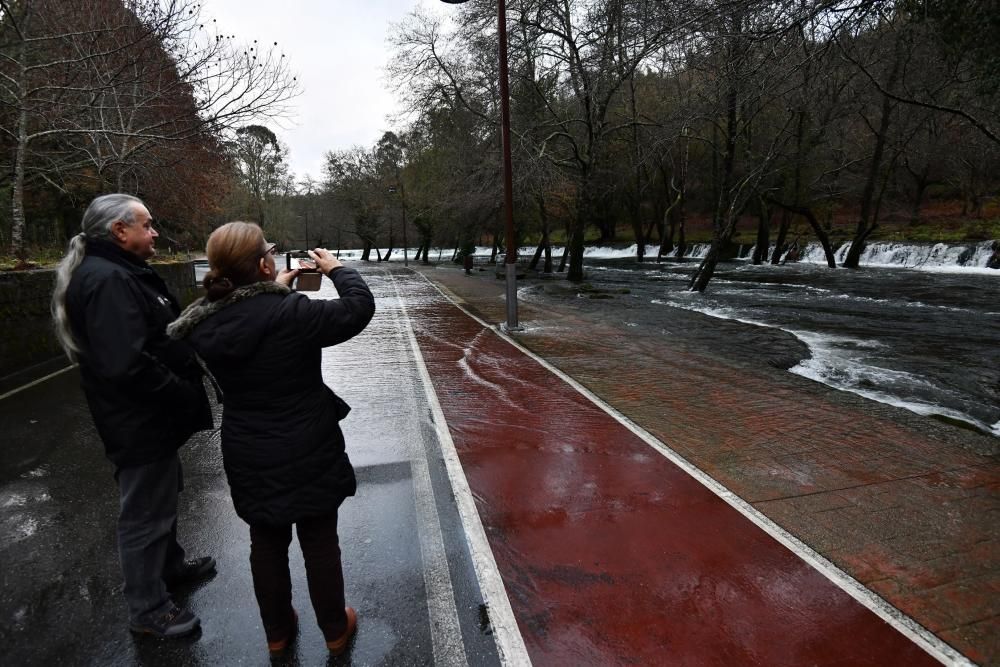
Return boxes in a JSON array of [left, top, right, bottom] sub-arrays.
[[0, 247, 65, 271], [0, 248, 197, 271]]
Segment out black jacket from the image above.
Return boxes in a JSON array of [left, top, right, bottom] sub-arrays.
[[66, 239, 213, 468], [167, 268, 375, 525]]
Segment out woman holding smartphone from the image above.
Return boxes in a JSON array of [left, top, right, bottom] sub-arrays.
[[167, 221, 375, 656]]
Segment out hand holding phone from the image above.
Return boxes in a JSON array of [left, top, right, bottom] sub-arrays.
[[307, 248, 343, 274]]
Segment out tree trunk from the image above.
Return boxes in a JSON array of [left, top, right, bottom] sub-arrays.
[[658, 206, 675, 260], [771, 210, 791, 264], [693, 52, 740, 292], [630, 185, 645, 261], [632, 209, 646, 262], [689, 243, 722, 292], [628, 61, 644, 264], [752, 198, 770, 265], [568, 181, 592, 282], [529, 240, 544, 270], [645, 200, 662, 247], [595, 196, 615, 243], [910, 169, 929, 225], [559, 223, 572, 273], [845, 61, 900, 268], [674, 211, 686, 259], [361, 238, 373, 261], [568, 163, 604, 282], [11, 106, 28, 258], [665, 128, 691, 262], [767, 198, 836, 267], [537, 195, 553, 273]]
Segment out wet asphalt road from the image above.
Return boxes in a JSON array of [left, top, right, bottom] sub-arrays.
[[0, 268, 501, 666]]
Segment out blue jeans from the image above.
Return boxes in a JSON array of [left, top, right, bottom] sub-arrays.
[[115, 453, 186, 622]]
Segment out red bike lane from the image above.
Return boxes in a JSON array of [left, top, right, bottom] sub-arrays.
[[408, 277, 940, 666]]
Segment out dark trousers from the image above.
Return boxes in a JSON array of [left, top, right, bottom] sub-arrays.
[[115, 453, 186, 622], [249, 512, 348, 643]]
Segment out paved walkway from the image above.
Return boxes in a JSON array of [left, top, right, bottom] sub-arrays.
[[0, 267, 501, 666], [1, 264, 995, 665], [413, 263, 997, 665]]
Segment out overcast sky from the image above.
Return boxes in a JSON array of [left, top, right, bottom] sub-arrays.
[[203, 0, 450, 184]]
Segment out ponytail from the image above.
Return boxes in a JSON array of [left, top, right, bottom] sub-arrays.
[[51, 233, 87, 361]]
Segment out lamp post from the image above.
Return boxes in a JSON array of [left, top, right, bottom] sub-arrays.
[[388, 184, 409, 267], [442, 0, 518, 331]]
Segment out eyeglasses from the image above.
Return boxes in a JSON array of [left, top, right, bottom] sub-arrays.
[[261, 242, 277, 257]]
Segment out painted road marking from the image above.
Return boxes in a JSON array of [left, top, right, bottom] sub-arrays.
[[409, 456, 469, 666], [415, 271, 970, 667], [379, 270, 468, 666], [389, 270, 532, 667], [0, 364, 76, 402], [317, 269, 471, 665]]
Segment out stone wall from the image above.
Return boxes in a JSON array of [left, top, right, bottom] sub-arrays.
[[0, 261, 201, 388]]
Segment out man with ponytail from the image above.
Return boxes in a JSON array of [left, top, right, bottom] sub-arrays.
[[51, 194, 215, 638]]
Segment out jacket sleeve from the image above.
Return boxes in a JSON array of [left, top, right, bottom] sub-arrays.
[[290, 267, 376, 348], [81, 271, 200, 406]]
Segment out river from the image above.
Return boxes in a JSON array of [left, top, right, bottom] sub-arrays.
[[512, 241, 999, 438], [195, 241, 999, 437]]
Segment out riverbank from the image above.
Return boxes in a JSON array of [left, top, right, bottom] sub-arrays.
[[415, 262, 999, 664]]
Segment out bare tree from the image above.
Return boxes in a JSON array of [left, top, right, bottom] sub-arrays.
[[0, 0, 298, 256]]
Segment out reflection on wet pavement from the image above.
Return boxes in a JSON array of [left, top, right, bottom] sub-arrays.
[[0, 266, 499, 667], [404, 270, 942, 666], [1, 264, 959, 666]]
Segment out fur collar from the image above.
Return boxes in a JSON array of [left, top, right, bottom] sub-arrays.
[[167, 281, 290, 340]]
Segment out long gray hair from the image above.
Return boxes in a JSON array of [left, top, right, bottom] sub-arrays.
[[51, 194, 145, 361]]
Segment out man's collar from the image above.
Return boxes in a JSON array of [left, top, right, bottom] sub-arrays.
[[85, 237, 150, 270]]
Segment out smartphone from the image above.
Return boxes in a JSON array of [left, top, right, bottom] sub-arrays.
[[285, 252, 322, 291]]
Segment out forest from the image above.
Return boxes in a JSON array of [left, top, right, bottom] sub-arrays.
[[2, 1, 998, 289]]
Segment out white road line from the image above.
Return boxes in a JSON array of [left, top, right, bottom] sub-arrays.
[[0, 364, 76, 402], [409, 456, 469, 666], [415, 271, 970, 667], [390, 271, 532, 667], [382, 270, 467, 666]]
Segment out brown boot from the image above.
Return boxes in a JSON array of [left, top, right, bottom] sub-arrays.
[[267, 609, 298, 656], [326, 607, 357, 656]]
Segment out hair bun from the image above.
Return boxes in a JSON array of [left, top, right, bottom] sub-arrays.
[[203, 271, 236, 301]]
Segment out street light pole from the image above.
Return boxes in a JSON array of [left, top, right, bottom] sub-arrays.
[[389, 184, 409, 267], [399, 180, 409, 268], [442, 0, 518, 330]]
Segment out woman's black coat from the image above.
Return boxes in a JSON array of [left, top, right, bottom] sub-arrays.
[[168, 268, 375, 525], [66, 239, 213, 468]]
